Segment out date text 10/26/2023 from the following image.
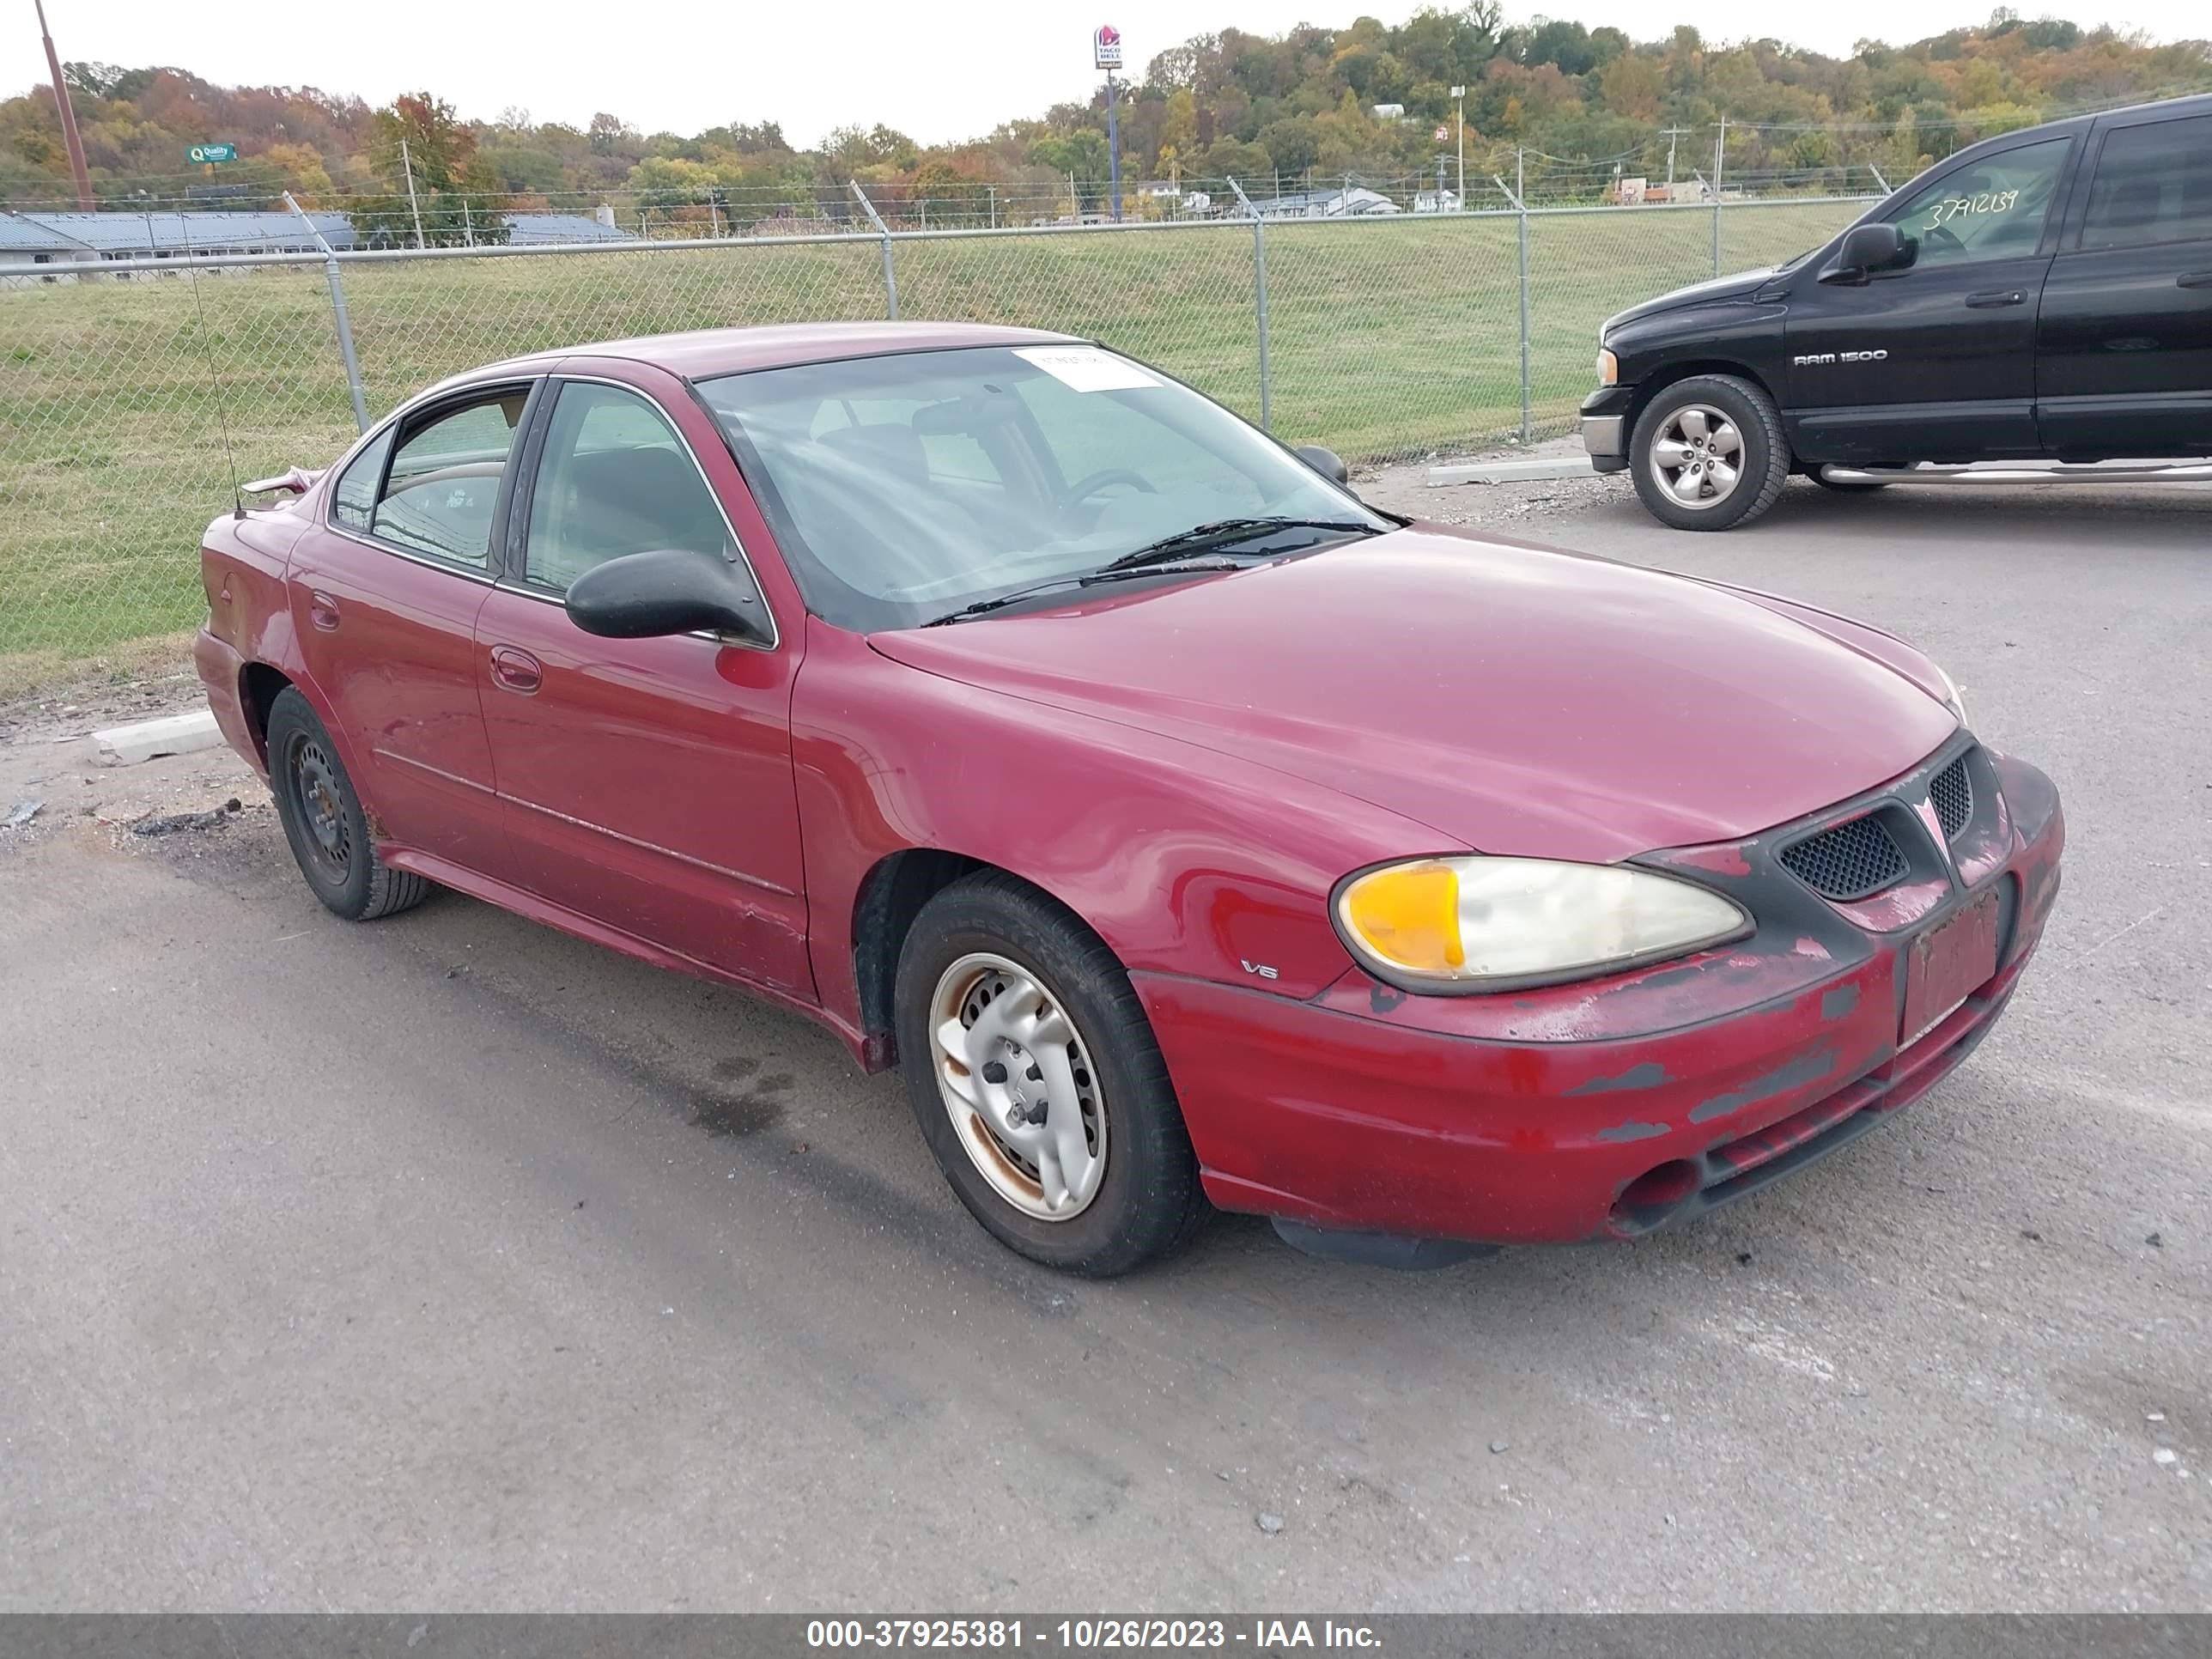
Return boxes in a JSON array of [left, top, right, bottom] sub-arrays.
[[805, 1621, 1383, 1651]]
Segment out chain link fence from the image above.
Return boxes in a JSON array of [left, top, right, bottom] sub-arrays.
[[0, 192, 1871, 696]]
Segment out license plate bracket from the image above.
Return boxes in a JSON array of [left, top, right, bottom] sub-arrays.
[[1900, 889, 2001, 1046]]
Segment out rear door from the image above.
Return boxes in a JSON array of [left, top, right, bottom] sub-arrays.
[[1782, 136, 2076, 463], [286, 383, 536, 870], [471, 368, 812, 995], [2037, 108, 2212, 457]]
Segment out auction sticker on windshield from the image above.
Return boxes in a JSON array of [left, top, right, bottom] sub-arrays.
[[1014, 345, 1164, 392]]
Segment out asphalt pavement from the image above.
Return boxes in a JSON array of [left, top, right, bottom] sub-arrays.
[[3, 470, 2207, 1611]]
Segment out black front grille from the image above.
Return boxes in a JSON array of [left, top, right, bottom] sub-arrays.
[[1780, 813, 1909, 901], [1929, 756, 1972, 840]]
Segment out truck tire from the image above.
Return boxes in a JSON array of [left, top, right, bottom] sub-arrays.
[[1630, 375, 1790, 532]]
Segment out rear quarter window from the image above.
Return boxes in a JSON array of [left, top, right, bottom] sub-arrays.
[[331, 427, 394, 533]]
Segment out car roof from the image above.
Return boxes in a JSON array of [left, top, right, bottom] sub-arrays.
[[449, 319, 1088, 390]]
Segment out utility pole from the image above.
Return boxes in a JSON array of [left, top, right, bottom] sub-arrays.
[[33, 0, 95, 211], [1450, 85, 1466, 210], [1660, 125, 1689, 190], [400, 137, 426, 248]]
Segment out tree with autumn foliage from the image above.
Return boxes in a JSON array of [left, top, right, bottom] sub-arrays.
[[348, 93, 507, 246]]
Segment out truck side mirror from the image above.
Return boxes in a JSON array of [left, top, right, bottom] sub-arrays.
[[1822, 222, 1916, 284]]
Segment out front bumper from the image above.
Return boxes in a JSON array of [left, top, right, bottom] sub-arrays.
[[1135, 744, 2063, 1249], [1579, 385, 1635, 472]]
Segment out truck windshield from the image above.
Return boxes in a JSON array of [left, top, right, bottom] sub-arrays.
[[698, 345, 1388, 632]]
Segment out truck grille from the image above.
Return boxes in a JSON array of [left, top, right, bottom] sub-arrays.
[[1779, 813, 1909, 901], [1929, 756, 1972, 840]]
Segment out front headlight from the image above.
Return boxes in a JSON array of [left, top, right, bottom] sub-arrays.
[[1596, 346, 1619, 386], [1334, 856, 1750, 993]]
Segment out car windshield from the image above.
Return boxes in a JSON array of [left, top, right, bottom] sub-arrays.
[[696, 344, 1389, 631]]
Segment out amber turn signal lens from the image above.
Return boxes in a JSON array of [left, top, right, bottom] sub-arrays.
[[1338, 860, 1466, 974]]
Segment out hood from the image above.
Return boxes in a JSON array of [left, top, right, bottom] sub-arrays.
[[1603, 266, 1775, 336], [869, 527, 1960, 865]]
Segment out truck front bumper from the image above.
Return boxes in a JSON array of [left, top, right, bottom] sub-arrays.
[[1580, 385, 1635, 473]]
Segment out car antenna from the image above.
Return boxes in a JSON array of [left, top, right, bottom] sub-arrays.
[[175, 221, 246, 519]]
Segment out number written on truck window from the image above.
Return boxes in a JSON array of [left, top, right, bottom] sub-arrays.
[[1889, 138, 2072, 265]]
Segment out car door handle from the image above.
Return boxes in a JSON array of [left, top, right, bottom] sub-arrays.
[[1964, 289, 2027, 307], [307, 590, 340, 631], [488, 645, 542, 695], [2179, 271, 2212, 289]]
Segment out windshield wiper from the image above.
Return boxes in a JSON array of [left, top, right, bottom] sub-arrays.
[[1097, 516, 1382, 573], [920, 560, 1248, 627]]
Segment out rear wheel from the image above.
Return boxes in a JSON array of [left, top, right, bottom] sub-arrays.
[[1630, 374, 1790, 531], [265, 688, 430, 921], [895, 872, 1206, 1274]]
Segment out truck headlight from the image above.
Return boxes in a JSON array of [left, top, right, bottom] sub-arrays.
[[1334, 856, 1750, 993], [1596, 346, 1619, 386]]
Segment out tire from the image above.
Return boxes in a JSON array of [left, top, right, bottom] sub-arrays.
[[1630, 374, 1790, 531], [1809, 470, 1890, 494], [264, 688, 431, 922], [895, 872, 1206, 1275]]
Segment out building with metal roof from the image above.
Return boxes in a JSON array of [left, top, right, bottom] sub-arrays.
[[0, 209, 355, 267]]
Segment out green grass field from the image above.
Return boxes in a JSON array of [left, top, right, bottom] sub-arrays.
[[0, 198, 1862, 693]]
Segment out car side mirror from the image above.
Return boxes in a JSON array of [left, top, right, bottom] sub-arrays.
[[563, 548, 771, 644], [1822, 222, 1917, 284], [1295, 444, 1351, 486]]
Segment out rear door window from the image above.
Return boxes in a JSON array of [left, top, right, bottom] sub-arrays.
[[2079, 115, 2212, 252], [369, 391, 530, 571]]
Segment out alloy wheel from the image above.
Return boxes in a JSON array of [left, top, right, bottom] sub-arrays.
[[1650, 404, 1745, 509]]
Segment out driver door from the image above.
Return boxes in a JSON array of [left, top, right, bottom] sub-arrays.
[[1783, 136, 2078, 463]]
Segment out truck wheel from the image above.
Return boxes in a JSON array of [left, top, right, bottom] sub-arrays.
[[1630, 375, 1790, 531]]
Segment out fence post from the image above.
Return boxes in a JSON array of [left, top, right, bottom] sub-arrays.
[[848, 180, 899, 320], [1493, 172, 1533, 444], [1226, 177, 1271, 432], [1711, 117, 1728, 279], [286, 192, 369, 434]]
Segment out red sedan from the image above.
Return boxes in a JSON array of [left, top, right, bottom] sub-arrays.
[[196, 323, 2064, 1274]]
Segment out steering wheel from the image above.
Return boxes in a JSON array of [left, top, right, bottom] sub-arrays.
[[1923, 222, 1966, 256], [1061, 468, 1158, 508]]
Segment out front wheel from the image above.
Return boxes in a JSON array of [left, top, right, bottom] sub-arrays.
[[895, 872, 1206, 1275], [1629, 374, 1790, 531]]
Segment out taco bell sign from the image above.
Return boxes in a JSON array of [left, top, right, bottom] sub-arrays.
[[1093, 24, 1122, 70]]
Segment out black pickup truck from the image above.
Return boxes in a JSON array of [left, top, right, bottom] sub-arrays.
[[1581, 93, 2212, 529]]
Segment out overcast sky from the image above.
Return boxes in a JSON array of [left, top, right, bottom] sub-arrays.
[[9, 0, 2205, 149]]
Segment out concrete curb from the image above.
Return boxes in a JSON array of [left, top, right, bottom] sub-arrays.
[[1426, 457, 1596, 486], [92, 708, 221, 765]]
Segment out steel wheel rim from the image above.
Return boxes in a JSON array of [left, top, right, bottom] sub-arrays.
[[929, 951, 1107, 1221], [290, 736, 352, 883], [1651, 404, 1745, 510]]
